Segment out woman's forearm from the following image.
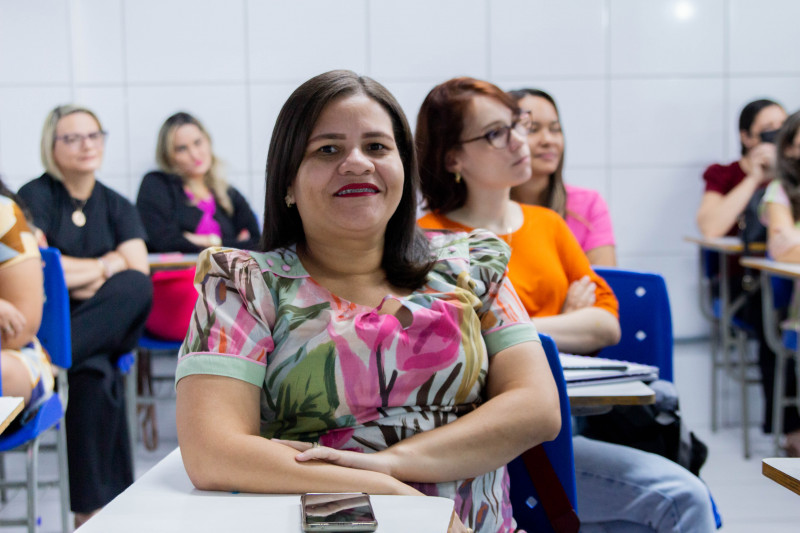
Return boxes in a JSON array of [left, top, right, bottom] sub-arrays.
[[372, 342, 560, 484], [61, 255, 106, 290], [533, 307, 620, 354], [696, 178, 760, 238], [177, 374, 421, 496]]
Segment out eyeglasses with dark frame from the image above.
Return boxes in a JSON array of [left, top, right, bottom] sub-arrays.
[[54, 131, 108, 149], [459, 112, 532, 149]]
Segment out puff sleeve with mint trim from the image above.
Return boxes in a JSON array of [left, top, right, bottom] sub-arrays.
[[176, 248, 276, 388], [428, 228, 540, 357]]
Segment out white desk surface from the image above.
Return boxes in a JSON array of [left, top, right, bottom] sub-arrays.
[[77, 448, 454, 533], [740, 256, 800, 278], [567, 380, 655, 408], [684, 235, 766, 254], [762, 458, 800, 496], [147, 253, 200, 271], [0, 396, 24, 435]]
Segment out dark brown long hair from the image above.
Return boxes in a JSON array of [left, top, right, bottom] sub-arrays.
[[417, 77, 518, 214], [261, 70, 433, 290], [777, 110, 800, 220], [507, 88, 567, 218]]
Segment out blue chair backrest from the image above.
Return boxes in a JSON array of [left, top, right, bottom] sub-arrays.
[[37, 248, 72, 369], [594, 267, 673, 382], [509, 334, 577, 532]]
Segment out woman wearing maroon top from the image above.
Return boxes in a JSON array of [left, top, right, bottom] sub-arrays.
[[696, 99, 800, 454], [697, 99, 786, 237]]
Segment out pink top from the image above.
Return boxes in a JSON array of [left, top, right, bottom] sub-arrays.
[[185, 190, 222, 237], [564, 184, 615, 252]]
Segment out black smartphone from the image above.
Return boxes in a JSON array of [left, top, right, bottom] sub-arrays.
[[301, 492, 378, 532], [760, 129, 780, 144]]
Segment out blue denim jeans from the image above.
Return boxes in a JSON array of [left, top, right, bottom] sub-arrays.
[[573, 436, 716, 532]]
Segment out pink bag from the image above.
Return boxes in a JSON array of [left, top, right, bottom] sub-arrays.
[[144, 267, 197, 341]]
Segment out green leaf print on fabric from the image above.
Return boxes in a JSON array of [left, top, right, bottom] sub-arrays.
[[262, 341, 355, 439]]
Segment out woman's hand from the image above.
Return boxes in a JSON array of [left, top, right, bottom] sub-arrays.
[[183, 232, 217, 248], [561, 275, 596, 314], [448, 510, 471, 533], [271, 439, 395, 477], [745, 142, 778, 184], [101, 250, 128, 278], [235, 229, 251, 242], [0, 298, 27, 342]]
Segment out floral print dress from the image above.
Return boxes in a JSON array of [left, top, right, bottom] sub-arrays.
[[176, 229, 540, 532]]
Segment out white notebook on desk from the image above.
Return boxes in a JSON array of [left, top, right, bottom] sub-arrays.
[[559, 354, 659, 386]]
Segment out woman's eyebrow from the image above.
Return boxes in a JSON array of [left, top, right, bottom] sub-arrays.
[[308, 132, 346, 143], [362, 131, 393, 140]]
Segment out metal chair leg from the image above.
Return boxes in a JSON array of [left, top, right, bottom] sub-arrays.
[[26, 439, 39, 533], [773, 348, 788, 455], [736, 330, 751, 458], [57, 420, 70, 533]]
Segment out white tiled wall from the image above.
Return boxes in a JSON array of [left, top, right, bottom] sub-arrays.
[[0, 0, 796, 339]]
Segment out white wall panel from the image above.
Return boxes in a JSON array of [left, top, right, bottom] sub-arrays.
[[369, 0, 487, 81], [247, 0, 367, 82], [71, 0, 124, 84], [610, 79, 725, 167], [729, 0, 800, 74], [0, 87, 72, 178], [248, 83, 299, 173], [126, 85, 249, 190], [491, 0, 606, 79], [618, 254, 710, 340], [124, 0, 246, 84], [379, 82, 438, 133], [611, 166, 706, 255], [0, 1, 71, 85], [610, 0, 724, 75]]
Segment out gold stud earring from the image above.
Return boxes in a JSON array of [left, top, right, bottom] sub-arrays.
[[285, 195, 294, 208], [454, 171, 462, 184]]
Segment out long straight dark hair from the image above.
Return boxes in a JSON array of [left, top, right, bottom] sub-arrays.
[[261, 70, 433, 290]]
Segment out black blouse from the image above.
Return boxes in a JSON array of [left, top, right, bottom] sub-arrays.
[[18, 173, 146, 258], [136, 171, 261, 253]]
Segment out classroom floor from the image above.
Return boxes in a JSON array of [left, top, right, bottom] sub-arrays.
[[0, 340, 797, 532]]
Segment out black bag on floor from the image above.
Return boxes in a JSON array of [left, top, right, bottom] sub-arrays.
[[578, 380, 708, 476]]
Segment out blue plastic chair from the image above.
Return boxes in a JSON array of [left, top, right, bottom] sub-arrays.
[[595, 267, 723, 529], [0, 247, 71, 533], [509, 334, 577, 532], [593, 267, 673, 382], [129, 334, 182, 451]]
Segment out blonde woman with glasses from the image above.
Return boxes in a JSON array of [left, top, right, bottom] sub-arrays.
[[18, 104, 153, 527]]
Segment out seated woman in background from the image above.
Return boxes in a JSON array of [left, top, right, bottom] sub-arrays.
[[697, 98, 797, 445], [136, 112, 261, 341], [758, 109, 800, 456], [508, 88, 616, 266], [18, 105, 152, 527], [697, 98, 786, 238], [416, 76, 716, 532], [175, 70, 561, 533], [0, 178, 54, 416]]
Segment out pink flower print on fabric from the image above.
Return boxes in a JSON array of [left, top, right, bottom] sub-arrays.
[[330, 299, 464, 423], [207, 303, 273, 363]]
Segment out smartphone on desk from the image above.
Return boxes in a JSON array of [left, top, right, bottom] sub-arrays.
[[301, 492, 378, 532]]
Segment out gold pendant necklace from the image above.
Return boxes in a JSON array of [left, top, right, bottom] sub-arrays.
[[70, 198, 88, 227]]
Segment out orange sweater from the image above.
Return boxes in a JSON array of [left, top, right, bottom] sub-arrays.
[[418, 205, 618, 319]]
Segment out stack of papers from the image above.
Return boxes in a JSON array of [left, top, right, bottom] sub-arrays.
[[559, 354, 659, 386]]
